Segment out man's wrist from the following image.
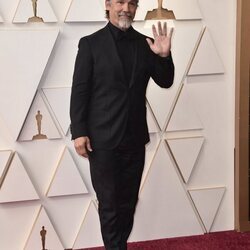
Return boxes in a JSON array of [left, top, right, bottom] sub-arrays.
[[158, 52, 170, 58]]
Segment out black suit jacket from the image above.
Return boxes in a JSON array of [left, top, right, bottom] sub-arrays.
[[70, 24, 174, 149]]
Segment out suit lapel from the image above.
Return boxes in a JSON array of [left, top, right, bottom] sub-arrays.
[[102, 25, 139, 88]]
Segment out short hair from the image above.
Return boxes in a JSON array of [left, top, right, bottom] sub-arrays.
[[105, 0, 139, 19], [105, 9, 110, 19]]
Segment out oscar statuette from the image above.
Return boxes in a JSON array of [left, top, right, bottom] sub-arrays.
[[40, 226, 47, 250], [145, 0, 175, 20], [32, 110, 48, 140], [28, 0, 44, 22]]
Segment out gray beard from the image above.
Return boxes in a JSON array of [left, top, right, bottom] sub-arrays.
[[118, 18, 132, 31]]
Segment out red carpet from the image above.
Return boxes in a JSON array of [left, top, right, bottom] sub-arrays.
[[76, 231, 250, 250]]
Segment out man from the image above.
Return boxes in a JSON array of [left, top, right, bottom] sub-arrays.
[[70, 0, 174, 249]]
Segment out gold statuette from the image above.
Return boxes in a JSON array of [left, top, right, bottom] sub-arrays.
[[32, 110, 47, 140], [28, 0, 44, 22], [40, 226, 47, 250], [145, 0, 175, 20]]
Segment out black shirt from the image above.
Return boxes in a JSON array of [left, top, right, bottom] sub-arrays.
[[108, 22, 136, 85]]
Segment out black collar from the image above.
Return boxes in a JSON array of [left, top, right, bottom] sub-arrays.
[[108, 21, 136, 41]]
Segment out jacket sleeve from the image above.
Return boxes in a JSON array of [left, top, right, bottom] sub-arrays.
[[70, 37, 93, 140], [149, 50, 175, 88]]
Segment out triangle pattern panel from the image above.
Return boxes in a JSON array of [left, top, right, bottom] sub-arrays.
[[144, 21, 204, 130], [0, 203, 41, 250], [42, 87, 71, 135], [18, 91, 61, 141], [46, 147, 88, 197], [163, 0, 202, 20], [47, 196, 91, 249], [0, 150, 13, 186], [0, 153, 39, 203], [147, 101, 160, 133], [65, 0, 105, 22], [166, 137, 204, 183], [130, 142, 203, 242], [189, 187, 226, 232], [188, 28, 224, 75], [73, 201, 103, 249], [15, 140, 66, 196], [13, 0, 57, 23], [140, 133, 161, 191], [24, 206, 64, 250], [0, 29, 59, 140], [167, 84, 203, 131]]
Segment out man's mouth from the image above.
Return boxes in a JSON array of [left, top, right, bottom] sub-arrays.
[[119, 13, 132, 19]]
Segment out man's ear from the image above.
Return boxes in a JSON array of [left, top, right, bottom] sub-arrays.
[[105, 0, 111, 10]]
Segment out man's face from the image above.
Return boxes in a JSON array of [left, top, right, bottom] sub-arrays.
[[105, 0, 138, 30]]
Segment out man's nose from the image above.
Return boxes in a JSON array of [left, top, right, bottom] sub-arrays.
[[123, 3, 129, 12]]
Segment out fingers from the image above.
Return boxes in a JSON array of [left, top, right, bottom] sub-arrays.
[[152, 22, 164, 37], [158, 21, 163, 36], [152, 24, 158, 38], [153, 21, 173, 37], [168, 27, 174, 39], [74, 136, 91, 158], [86, 137, 93, 152], [146, 38, 153, 47], [163, 22, 167, 36], [75, 142, 88, 158]]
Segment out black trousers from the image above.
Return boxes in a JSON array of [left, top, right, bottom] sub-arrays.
[[89, 145, 145, 250]]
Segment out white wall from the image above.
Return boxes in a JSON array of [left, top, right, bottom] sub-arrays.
[[0, 0, 236, 249]]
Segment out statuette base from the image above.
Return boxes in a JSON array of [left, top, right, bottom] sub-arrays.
[[28, 16, 44, 23], [32, 134, 47, 140], [145, 8, 175, 20]]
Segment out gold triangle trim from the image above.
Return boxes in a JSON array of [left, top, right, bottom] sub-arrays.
[[188, 187, 226, 232], [72, 199, 94, 247], [139, 139, 162, 194], [41, 87, 70, 136], [186, 26, 207, 75], [0, 150, 14, 188], [40, 89, 63, 137], [163, 140, 207, 233], [23, 205, 43, 249], [146, 98, 161, 132], [165, 82, 184, 130], [165, 136, 204, 183], [45, 146, 66, 196], [64, 0, 74, 22]]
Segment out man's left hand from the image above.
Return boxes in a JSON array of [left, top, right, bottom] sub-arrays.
[[146, 21, 173, 57]]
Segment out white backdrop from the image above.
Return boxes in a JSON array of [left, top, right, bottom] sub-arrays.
[[0, 0, 236, 249]]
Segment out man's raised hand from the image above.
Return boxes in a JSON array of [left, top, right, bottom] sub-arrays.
[[146, 21, 173, 57]]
